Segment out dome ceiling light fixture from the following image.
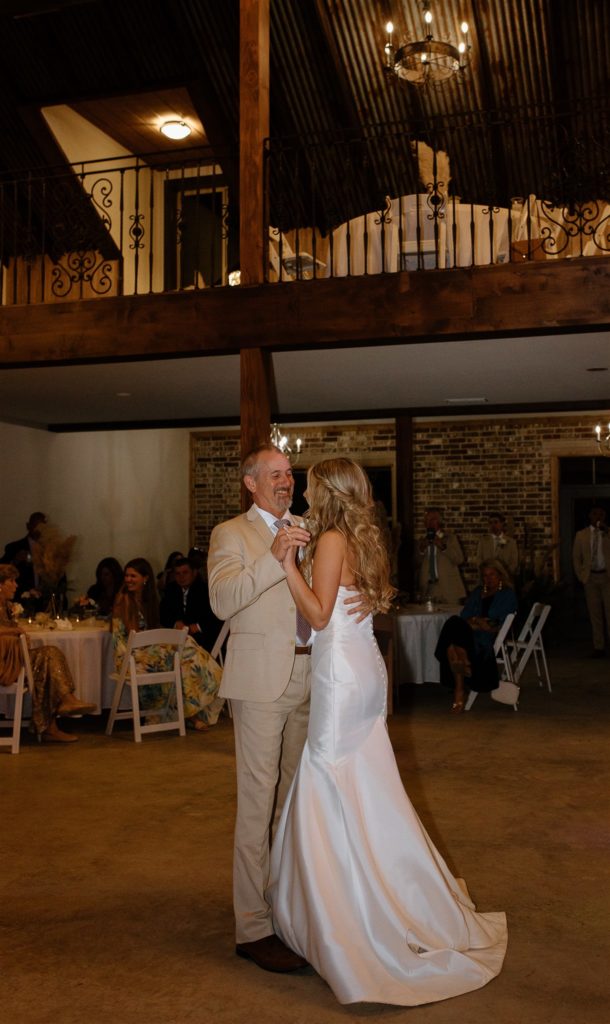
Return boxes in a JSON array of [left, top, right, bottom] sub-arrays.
[[384, 1, 470, 86], [160, 119, 192, 141]]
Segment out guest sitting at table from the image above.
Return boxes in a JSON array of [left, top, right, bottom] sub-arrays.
[[156, 550, 184, 597], [112, 557, 224, 730], [159, 556, 222, 653], [87, 557, 123, 618], [0, 563, 97, 743], [434, 559, 518, 714]]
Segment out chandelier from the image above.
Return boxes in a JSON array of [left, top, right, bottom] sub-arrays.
[[270, 423, 303, 461], [384, 2, 470, 86], [595, 422, 610, 456]]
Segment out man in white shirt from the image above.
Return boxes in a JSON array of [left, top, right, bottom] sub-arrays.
[[572, 506, 610, 657], [476, 513, 519, 577]]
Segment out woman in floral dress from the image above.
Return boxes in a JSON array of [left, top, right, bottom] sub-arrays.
[[112, 557, 223, 729]]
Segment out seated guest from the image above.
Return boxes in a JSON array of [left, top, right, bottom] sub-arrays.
[[87, 557, 123, 617], [112, 558, 224, 730], [476, 512, 519, 577], [2, 512, 47, 602], [415, 508, 466, 604], [160, 556, 223, 653], [156, 550, 184, 596], [0, 564, 96, 742], [435, 560, 518, 714]]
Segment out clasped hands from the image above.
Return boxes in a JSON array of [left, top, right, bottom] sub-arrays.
[[271, 522, 311, 567], [272, 522, 370, 621]]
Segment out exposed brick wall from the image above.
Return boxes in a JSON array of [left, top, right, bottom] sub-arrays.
[[191, 423, 396, 553], [191, 414, 605, 590]]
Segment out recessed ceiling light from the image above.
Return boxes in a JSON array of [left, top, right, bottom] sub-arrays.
[[586, 367, 608, 372], [160, 120, 192, 141], [116, 391, 131, 397], [445, 397, 488, 405]]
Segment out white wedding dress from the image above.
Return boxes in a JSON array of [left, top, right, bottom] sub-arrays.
[[268, 587, 508, 1006]]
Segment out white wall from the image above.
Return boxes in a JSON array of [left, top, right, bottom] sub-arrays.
[[0, 422, 192, 599]]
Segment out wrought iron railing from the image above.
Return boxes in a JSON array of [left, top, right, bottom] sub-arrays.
[[264, 102, 610, 281], [0, 147, 235, 305], [2, 104, 609, 304]]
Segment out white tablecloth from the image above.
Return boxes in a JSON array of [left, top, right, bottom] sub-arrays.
[[395, 605, 459, 684], [17, 622, 114, 713]]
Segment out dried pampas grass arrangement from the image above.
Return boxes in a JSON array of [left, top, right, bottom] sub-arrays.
[[31, 521, 77, 588], [411, 140, 451, 196]]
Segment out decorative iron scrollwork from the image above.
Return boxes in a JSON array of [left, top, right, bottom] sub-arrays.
[[50, 250, 114, 297]]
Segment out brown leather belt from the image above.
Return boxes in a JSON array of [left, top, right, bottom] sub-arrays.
[[295, 646, 311, 655]]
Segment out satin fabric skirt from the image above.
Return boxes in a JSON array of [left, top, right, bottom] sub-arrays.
[[268, 588, 507, 1005]]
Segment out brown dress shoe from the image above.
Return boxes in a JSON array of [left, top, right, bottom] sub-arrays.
[[235, 934, 307, 973]]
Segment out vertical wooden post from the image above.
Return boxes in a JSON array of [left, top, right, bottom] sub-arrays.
[[239, 0, 269, 286], [240, 347, 277, 509], [395, 415, 415, 595], [239, 1, 271, 509]]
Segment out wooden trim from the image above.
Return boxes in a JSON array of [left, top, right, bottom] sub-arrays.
[[2, 257, 609, 366], [239, 0, 269, 286]]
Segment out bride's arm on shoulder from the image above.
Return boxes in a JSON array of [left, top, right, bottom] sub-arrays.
[[283, 530, 345, 631]]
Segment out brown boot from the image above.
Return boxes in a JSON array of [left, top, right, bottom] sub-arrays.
[[57, 694, 97, 716], [41, 720, 78, 743]]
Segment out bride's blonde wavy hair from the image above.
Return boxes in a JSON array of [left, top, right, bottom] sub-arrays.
[[301, 458, 395, 614]]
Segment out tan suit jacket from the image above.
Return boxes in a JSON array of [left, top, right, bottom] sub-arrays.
[[415, 531, 466, 604], [476, 535, 519, 576], [208, 504, 299, 702], [572, 526, 610, 584]]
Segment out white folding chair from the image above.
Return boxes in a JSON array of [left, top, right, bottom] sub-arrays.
[[507, 603, 552, 692], [106, 627, 188, 742], [0, 635, 33, 754], [400, 194, 447, 270], [465, 612, 518, 712]]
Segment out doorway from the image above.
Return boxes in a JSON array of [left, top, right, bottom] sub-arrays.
[[559, 456, 610, 637], [164, 174, 234, 290]]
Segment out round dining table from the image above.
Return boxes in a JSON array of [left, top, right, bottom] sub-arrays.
[[395, 604, 460, 685]]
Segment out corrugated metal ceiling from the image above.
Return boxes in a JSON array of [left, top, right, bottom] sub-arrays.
[[0, 0, 607, 218]]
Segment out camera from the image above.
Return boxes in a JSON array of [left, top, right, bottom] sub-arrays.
[[426, 527, 436, 542]]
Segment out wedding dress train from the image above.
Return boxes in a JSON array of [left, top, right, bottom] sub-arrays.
[[268, 587, 507, 1005]]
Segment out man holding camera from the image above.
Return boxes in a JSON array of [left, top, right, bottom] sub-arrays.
[[416, 508, 466, 605], [572, 506, 610, 657]]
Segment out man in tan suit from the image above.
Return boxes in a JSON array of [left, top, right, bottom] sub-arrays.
[[476, 513, 519, 578], [415, 508, 466, 604], [572, 506, 610, 657], [208, 444, 313, 973]]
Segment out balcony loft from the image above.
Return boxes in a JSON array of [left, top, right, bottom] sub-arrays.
[[1, 111, 609, 368]]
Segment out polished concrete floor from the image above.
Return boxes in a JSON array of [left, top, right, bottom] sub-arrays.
[[3, 639, 609, 1024]]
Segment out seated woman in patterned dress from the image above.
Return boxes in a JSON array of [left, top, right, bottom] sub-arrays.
[[111, 557, 224, 730], [0, 563, 96, 743]]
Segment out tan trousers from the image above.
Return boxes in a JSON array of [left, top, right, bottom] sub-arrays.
[[584, 574, 610, 651], [230, 655, 311, 943]]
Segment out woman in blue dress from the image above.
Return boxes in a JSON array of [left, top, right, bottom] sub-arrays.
[[435, 559, 518, 712]]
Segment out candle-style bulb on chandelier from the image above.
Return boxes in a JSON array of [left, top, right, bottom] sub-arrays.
[[383, 1, 471, 86], [271, 423, 303, 462]]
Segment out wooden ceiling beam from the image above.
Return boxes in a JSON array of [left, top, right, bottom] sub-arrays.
[[1, 259, 609, 366]]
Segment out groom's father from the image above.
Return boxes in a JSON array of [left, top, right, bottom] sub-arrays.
[[208, 444, 311, 973]]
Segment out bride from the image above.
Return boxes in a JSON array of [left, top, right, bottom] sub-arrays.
[[267, 458, 507, 1006]]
